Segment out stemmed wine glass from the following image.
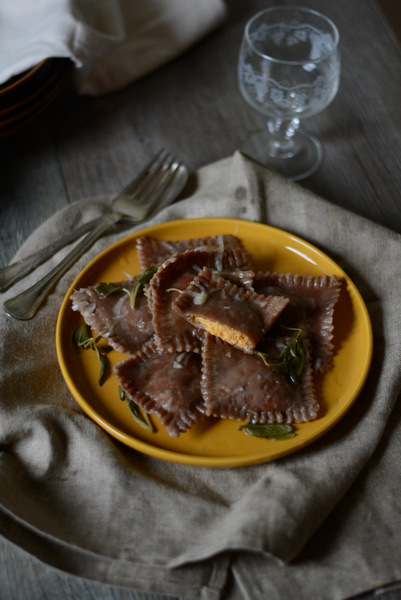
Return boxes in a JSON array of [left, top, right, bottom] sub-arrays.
[[238, 7, 340, 180]]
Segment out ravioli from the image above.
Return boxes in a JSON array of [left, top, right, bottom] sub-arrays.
[[114, 341, 205, 437], [252, 272, 342, 372], [71, 278, 154, 354], [136, 234, 249, 271], [201, 333, 318, 424], [173, 267, 289, 353], [148, 246, 252, 354], [71, 234, 344, 437]]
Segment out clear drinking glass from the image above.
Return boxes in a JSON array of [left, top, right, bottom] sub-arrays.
[[238, 7, 340, 180]]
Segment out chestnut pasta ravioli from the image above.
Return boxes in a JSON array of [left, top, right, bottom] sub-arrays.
[[71, 234, 343, 437]]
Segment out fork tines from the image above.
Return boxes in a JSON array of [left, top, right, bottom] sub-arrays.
[[126, 149, 181, 205]]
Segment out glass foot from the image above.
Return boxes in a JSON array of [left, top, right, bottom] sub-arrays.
[[242, 129, 323, 181]]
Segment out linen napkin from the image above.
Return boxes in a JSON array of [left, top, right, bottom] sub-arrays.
[[0, 0, 227, 95], [1, 152, 401, 600]]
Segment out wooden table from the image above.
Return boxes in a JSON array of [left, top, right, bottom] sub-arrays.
[[1, 1, 401, 598]]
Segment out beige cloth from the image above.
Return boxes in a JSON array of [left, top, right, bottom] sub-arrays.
[[1, 152, 401, 599], [0, 0, 227, 95]]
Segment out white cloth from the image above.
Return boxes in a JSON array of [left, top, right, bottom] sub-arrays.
[[0, 0, 227, 95]]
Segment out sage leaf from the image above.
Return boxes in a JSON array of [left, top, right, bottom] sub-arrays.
[[95, 282, 137, 308], [95, 282, 125, 297], [136, 265, 159, 285], [96, 264, 159, 309], [95, 349, 109, 386], [73, 321, 91, 346], [119, 387, 155, 432], [130, 265, 159, 308], [73, 322, 110, 386], [238, 423, 295, 440], [255, 327, 306, 384]]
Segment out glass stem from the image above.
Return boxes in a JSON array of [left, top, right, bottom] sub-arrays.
[[267, 117, 300, 159]]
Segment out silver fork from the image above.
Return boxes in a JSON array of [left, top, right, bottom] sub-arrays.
[[0, 150, 186, 293], [0, 216, 108, 293], [4, 150, 188, 320]]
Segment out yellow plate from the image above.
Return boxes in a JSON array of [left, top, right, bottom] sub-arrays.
[[56, 218, 373, 467]]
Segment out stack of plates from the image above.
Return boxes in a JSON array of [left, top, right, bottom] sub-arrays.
[[0, 58, 71, 139]]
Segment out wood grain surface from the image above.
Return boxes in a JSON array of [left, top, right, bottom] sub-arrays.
[[1, 1, 401, 599]]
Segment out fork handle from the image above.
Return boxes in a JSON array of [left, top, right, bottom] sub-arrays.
[[0, 216, 106, 293], [3, 212, 122, 320]]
